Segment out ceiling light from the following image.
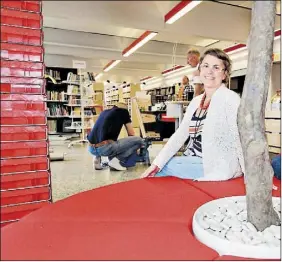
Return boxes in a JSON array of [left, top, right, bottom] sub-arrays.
[[140, 76, 152, 82], [274, 29, 281, 40], [162, 65, 185, 76], [122, 31, 158, 57], [95, 73, 103, 80], [165, 0, 203, 24], [103, 60, 121, 72], [224, 43, 246, 54]]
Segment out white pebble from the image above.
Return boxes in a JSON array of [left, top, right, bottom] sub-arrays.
[[198, 217, 210, 229], [246, 222, 257, 232]]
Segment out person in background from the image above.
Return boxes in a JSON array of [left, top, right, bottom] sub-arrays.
[[187, 49, 204, 97], [271, 154, 281, 180], [141, 48, 245, 181], [178, 75, 193, 100], [88, 102, 144, 171]]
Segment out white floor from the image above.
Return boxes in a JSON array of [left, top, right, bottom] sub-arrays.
[[50, 140, 163, 202]]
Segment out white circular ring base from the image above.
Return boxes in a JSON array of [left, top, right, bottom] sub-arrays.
[[192, 196, 280, 259]]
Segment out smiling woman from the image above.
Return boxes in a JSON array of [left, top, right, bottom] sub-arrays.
[[141, 48, 245, 181]]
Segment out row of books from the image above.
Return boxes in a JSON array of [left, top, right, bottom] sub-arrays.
[[46, 69, 61, 80], [47, 91, 67, 101], [47, 104, 69, 117]]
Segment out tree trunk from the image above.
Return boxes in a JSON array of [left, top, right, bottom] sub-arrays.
[[238, 1, 280, 232]]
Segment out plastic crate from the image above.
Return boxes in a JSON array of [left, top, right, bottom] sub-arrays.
[[1, 25, 43, 46], [1, 1, 41, 13], [1, 201, 50, 223], [1, 93, 45, 101], [1, 187, 51, 206], [1, 125, 48, 141], [1, 110, 46, 125], [1, 101, 46, 112], [1, 76, 44, 85], [0, 83, 45, 94], [1, 42, 43, 62], [1, 60, 44, 78], [1, 8, 42, 29], [1, 156, 49, 174], [1, 171, 50, 190], [1, 141, 48, 158]]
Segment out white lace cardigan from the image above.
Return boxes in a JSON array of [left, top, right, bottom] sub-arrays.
[[153, 84, 245, 181]]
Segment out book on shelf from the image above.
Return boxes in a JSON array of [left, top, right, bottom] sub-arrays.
[[67, 72, 80, 82], [67, 85, 80, 95], [47, 91, 67, 101], [47, 104, 69, 117], [47, 120, 57, 133], [46, 69, 61, 81], [68, 96, 81, 105]]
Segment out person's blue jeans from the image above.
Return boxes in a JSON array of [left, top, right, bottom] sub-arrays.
[[156, 155, 204, 180], [88, 136, 145, 165], [272, 155, 281, 180]]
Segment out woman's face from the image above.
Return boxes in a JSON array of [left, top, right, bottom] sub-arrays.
[[199, 54, 226, 89]]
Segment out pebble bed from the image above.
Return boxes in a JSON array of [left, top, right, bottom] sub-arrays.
[[196, 197, 281, 247]]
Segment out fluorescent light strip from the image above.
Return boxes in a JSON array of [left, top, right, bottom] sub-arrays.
[[166, 1, 203, 24], [123, 32, 158, 57], [95, 73, 103, 80], [103, 60, 121, 72]]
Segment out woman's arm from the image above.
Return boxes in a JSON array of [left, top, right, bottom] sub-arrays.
[[151, 98, 200, 170]]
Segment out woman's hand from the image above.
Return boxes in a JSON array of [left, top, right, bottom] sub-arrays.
[[140, 164, 160, 178]]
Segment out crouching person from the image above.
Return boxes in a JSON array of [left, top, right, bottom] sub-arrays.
[[88, 102, 145, 171]]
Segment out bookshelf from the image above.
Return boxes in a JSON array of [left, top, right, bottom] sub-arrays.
[[65, 72, 104, 147], [45, 67, 78, 134]]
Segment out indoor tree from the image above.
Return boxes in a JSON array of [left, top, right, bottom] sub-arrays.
[[238, 1, 280, 231]]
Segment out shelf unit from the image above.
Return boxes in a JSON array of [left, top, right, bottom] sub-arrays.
[[66, 73, 104, 147], [45, 67, 78, 135]]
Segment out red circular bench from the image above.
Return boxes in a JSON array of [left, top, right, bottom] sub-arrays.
[[1, 176, 280, 260]]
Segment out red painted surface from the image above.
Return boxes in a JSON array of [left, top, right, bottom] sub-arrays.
[[1, 177, 280, 260], [275, 29, 281, 37], [103, 60, 116, 71], [164, 1, 192, 23], [224, 43, 246, 53], [1, 201, 50, 222], [162, 65, 184, 75]]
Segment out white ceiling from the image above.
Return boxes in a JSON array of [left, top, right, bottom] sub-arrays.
[[42, 1, 281, 83]]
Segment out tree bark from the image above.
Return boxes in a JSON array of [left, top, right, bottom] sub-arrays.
[[238, 1, 280, 231]]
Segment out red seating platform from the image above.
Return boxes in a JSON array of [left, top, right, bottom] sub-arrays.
[[1, 176, 280, 260]]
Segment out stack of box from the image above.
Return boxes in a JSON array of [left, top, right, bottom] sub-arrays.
[[1, 1, 52, 227]]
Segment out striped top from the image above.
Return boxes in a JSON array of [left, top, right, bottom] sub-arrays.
[[184, 108, 207, 157]]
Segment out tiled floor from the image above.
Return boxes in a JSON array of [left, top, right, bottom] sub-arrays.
[[50, 141, 163, 202]]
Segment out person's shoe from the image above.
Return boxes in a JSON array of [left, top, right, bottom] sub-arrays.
[[108, 157, 127, 171], [93, 156, 103, 170]]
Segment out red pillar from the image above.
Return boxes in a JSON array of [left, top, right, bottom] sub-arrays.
[[1, 0, 52, 227]]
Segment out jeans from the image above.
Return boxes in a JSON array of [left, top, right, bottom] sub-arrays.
[[88, 136, 145, 164], [156, 155, 204, 180], [271, 155, 281, 180]]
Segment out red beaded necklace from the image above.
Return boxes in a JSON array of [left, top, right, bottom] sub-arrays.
[[199, 93, 211, 110]]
